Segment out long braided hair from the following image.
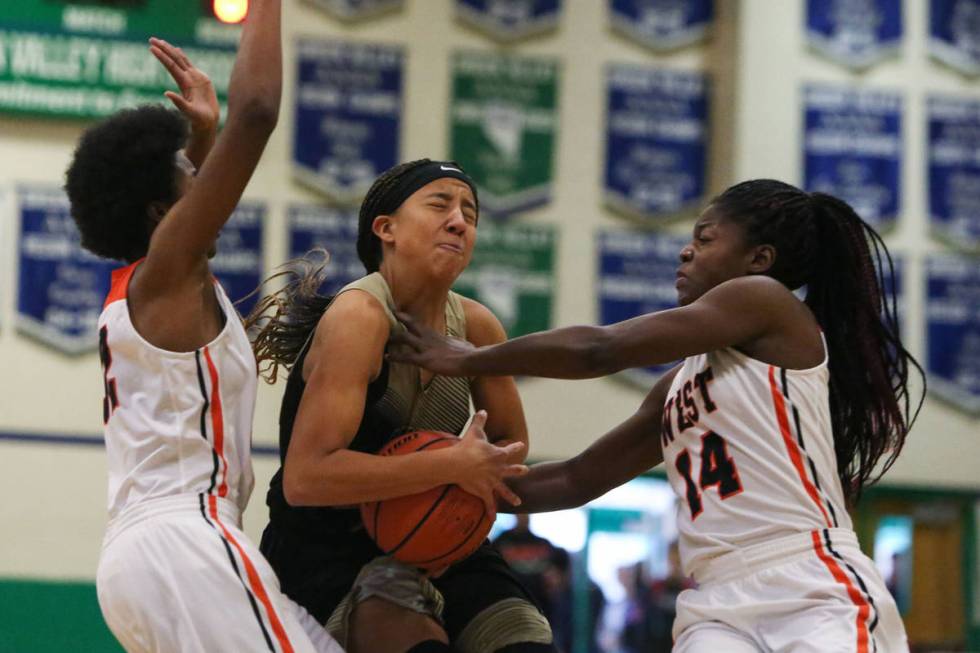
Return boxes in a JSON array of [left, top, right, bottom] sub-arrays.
[[711, 179, 925, 502], [245, 159, 433, 382]]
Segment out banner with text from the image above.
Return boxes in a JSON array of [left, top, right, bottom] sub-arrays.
[[453, 222, 556, 338], [303, 0, 404, 21], [609, 0, 714, 51], [210, 202, 265, 317], [926, 254, 980, 414], [929, 0, 980, 76], [806, 0, 902, 69], [288, 204, 364, 296], [927, 95, 980, 251], [597, 229, 686, 389], [604, 64, 708, 224], [16, 186, 114, 355], [450, 51, 560, 217], [293, 39, 403, 205], [803, 84, 902, 231], [455, 0, 562, 42]]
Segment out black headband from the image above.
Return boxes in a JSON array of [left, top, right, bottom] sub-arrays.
[[374, 160, 479, 217]]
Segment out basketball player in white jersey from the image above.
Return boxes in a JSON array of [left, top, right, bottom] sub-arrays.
[[392, 180, 925, 652], [65, 2, 341, 651]]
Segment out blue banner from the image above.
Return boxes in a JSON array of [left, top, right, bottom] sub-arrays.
[[929, 0, 980, 76], [455, 0, 562, 42], [304, 0, 404, 20], [16, 186, 115, 355], [604, 65, 708, 223], [806, 0, 902, 69], [927, 95, 980, 251], [293, 39, 403, 205], [609, 0, 714, 51], [288, 204, 364, 296], [210, 202, 265, 317], [926, 254, 980, 414], [803, 84, 903, 230], [597, 229, 687, 388]]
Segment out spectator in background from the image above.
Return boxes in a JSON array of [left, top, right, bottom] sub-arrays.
[[617, 562, 653, 653], [648, 541, 696, 652], [493, 514, 557, 616], [545, 547, 605, 653]]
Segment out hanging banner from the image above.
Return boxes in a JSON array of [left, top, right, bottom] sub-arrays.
[[450, 51, 560, 217], [455, 0, 562, 42], [453, 223, 556, 338], [287, 204, 364, 296], [597, 229, 686, 389], [16, 186, 114, 355], [803, 84, 902, 231], [927, 95, 980, 251], [211, 202, 265, 317], [293, 39, 403, 205], [303, 0, 404, 21], [806, 0, 903, 69], [0, 0, 237, 120], [609, 0, 714, 52], [928, 0, 980, 76], [926, 254, 980, 414], [604, 65, 708, 224]]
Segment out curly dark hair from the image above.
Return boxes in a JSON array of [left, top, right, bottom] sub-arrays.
[[65, 104, 188, 262]]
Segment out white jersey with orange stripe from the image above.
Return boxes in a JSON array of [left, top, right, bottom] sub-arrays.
[[98, 261, 257, 520], [661, 337, 852, 581]]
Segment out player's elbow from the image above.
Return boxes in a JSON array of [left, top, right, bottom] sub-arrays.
[[229, 96, 280, 134], [581, 327, 621, 377]]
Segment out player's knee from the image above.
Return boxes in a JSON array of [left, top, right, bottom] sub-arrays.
[[455, 597, 554, 653]]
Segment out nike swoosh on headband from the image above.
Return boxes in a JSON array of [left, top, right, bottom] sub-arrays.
[[440, 165, 462, 172]]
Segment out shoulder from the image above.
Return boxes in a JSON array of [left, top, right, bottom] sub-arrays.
[[708, 274, 796, 304], [458, 295, 507, 346], [314, 289, 391, 343]]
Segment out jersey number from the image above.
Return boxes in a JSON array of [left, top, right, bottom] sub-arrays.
[[99, 326, 119, 424], [675, 431, 742, 519]]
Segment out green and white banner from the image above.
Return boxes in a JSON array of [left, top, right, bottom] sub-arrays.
[[453, 222, 556, 338], [0, 1, 237, 120], [449, 51, 560, 217]]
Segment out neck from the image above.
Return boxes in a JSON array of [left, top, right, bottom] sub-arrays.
[[379, 261, 452, 328]]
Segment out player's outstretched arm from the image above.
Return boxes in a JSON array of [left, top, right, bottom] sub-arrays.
[[501, 366, 679, 514], [141, 0, 282, 285], [391, 275, 788, 380]]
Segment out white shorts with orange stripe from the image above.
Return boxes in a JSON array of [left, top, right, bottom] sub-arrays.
[[673, 528, 908, 653], [96, 495, 343, 653]]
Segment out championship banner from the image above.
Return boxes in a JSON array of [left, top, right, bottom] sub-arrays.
[[928, 0, 980, 76], [0, 1, 237, 120], [449, 51, 560, 217], [293, 39, 403, 205], [453, 223, 556, 338], [806, 0, 903, 69], [16, 186, 114, 355], [927, 95, 980, 251], [609, 0, 714, 52], [926, 254, 980, 414], [803, 84, 902, 231], [454, 0, 562, 42], [287, 204, 364, 296], [604, 64, 708, 224], [303, 0, 404, 21], [210, 202, 265, 317], [597, 229, 686, 389]]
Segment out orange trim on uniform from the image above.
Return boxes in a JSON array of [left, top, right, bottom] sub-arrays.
[[811, 530, 871, 653], [103, 259, 144, 308], [203, 347, 230, 499], [208, 495, 295, 653], [768, 366, 833, 528]]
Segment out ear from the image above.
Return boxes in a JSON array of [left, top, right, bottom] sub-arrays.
[[372, 214, 395, 244], [747, 244, 776, 274], [146, 201, 168, 228]]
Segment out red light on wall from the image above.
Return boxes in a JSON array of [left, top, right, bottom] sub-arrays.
[[213, 0, 248, 23]]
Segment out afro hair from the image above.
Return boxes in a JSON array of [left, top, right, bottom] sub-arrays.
[[65, 104, 188, 262]]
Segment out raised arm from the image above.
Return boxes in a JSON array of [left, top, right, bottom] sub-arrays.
[[282, 292, 527, 513], [141, 0, 282, 284], [393, 275, 792, 379], [502, 365, 680, 514]]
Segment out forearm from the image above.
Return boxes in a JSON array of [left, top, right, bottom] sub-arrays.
[[500, 458, 591, 514], [226, 0, 282, 123], [184, 125, 216, 170], [284, 447, 458, 507], [463, 325, 615, 379]]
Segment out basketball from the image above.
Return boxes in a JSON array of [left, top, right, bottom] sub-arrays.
[[360, 430, 494, 572]]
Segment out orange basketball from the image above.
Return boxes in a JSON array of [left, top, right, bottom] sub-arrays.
[[360, 430, 494, 572]]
